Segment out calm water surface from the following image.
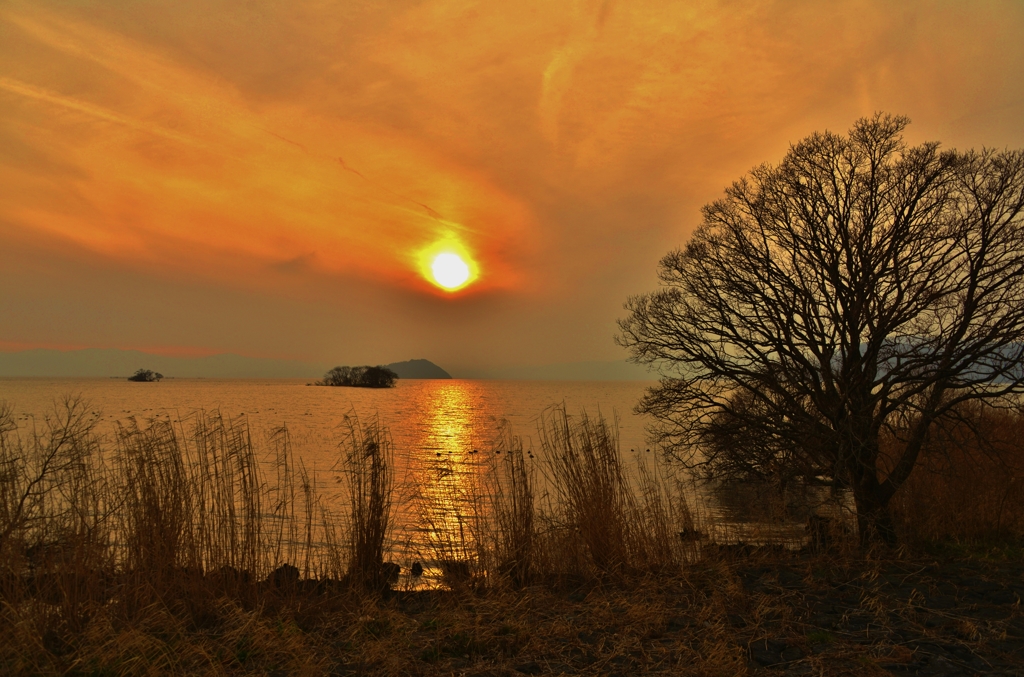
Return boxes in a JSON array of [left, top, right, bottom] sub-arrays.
[[0, 377, 819, 575], [0, 377, 656, 467], [1, 378, 669, 577]]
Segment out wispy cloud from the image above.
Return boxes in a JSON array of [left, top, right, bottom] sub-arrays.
[[1, 0, 1023, 368]]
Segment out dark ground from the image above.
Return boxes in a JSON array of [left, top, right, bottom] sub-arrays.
[[324, 551, 1024, 676], [718, 552, 1023, 676], [5, 549, 1023, 676]]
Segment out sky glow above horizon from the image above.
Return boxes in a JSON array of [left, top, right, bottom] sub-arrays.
[[2, 0, 1024, 374]]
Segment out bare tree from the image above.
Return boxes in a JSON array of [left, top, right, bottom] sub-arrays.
[[618, 114, 1024, 545]]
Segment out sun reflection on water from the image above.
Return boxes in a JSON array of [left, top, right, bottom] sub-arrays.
[[3, 377, 660, 588], [400, 381, 494, 586]]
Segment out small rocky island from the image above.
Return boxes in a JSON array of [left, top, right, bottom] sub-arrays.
[[127, 368, 163, 382], [316, 365, 397, 388]]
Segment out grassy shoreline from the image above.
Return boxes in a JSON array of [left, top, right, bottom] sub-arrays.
[[4, 549, 1021, 675], [2, 398, 1023, 674]]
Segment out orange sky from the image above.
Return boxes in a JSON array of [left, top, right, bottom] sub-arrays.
[[2, 0, 1024, 374]]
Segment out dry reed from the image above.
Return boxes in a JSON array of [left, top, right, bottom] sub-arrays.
[[488, 422, 535, 587], [336, 415, 395, 590], [409, 447, 487, 590], [5, 393, 1021, 674], [533, 406, 691, 580], [890, 402, 1024, 545]]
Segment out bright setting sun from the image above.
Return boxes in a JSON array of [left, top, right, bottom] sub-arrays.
[[430, 252, 471, 290]]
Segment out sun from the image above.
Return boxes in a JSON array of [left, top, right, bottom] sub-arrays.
[[431, 252, 471, 290], [417, 236, 479, 292]]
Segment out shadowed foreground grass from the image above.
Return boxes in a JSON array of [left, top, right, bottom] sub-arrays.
[[1, 398, 1022, 675], [4, 550, 1022, 675]]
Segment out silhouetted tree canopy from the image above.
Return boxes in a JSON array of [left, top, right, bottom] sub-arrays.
[[618, 114, 1024, 546], [318, 365, 398, 388], [128, 369, 163, 382]]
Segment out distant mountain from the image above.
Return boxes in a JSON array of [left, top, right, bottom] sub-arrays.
[[465, 360, 656, 381], [385, 359, 451, 379]]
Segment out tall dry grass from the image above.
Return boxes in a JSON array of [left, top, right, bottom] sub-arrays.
[[0, 397, 699, 600], [530, 407, 691, 581], [0, 397, 407, 673], [114, 410, 344, 605], [890, 402, 1024, 545], [10, 393, 1024, 673], [0, 398, 110, 633], [420, 456, 488, 587], [488, 422, 535, 587], [397, 407, 695, 590], [18, 392, 1024, 608], [0, 399, 368, 618], [336, 416, 395, 589]]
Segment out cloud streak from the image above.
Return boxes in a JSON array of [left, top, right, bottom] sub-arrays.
[[2, 0, 1024, 370], [1, 6, 534, 299]]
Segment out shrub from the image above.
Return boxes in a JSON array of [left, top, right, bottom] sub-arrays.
[[318, 366, 397, 388], [890, 403, 1024, 545], [128, 369, 163, 382]]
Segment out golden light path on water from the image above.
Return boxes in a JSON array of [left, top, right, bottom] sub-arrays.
[[405, 382, 484, 583], [0, 377, 817, 588], [2, 377, 522, 587]]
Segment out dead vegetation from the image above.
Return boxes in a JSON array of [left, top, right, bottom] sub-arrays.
[[0, 397, 1022, 675], [890, 402, 1024, 546]]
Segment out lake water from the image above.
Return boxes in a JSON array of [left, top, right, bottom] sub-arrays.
[[0, 378, 677, 575], [0, 377, 656, 466], [0, 377, 820, 579]]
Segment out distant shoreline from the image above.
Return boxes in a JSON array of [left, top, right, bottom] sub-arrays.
[[0, 348, 655, 381]]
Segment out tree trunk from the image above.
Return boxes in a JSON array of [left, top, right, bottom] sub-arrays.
[[853, 480, 897, 548], [842, 407, 899, 548]]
